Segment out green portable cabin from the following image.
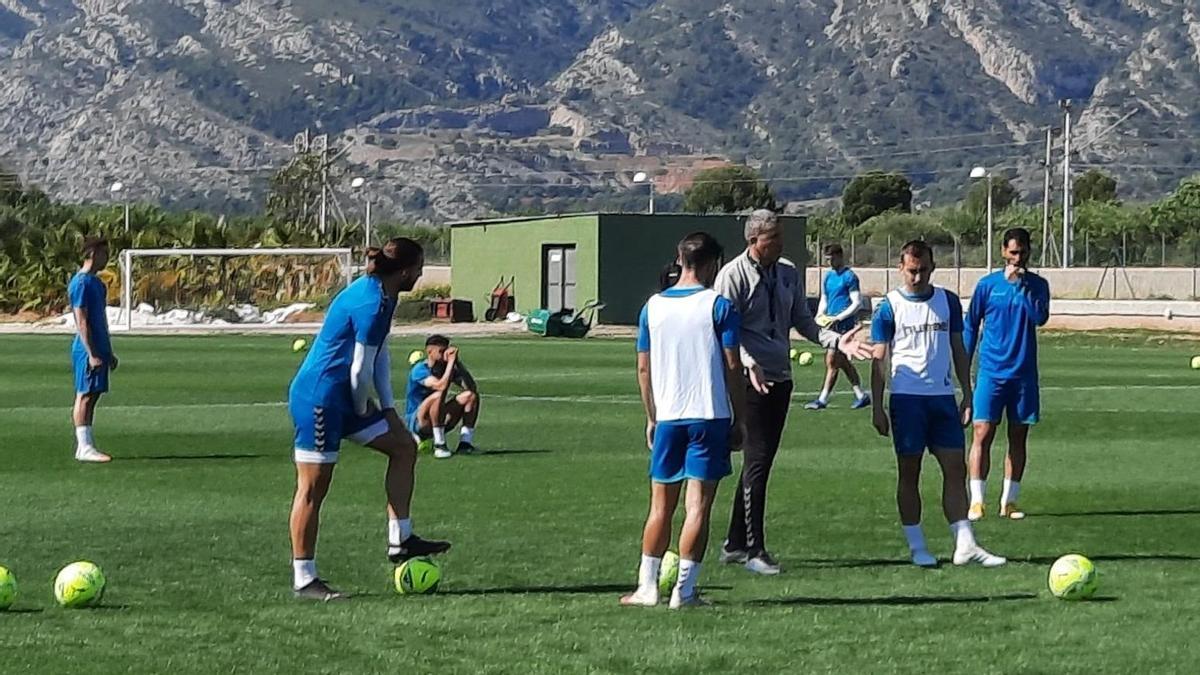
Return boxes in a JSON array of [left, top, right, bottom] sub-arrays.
[[449, 213, 807, 326]]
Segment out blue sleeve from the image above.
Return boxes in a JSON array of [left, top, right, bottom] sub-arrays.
[[636, 304, 650, 353], [870, 298, 895, 343], [353, 302, 390, 347], [847, 272, 860, 293], [947, 292, 964, 333], [409, 363, 430, 385], [964, 279, 987, 356], [713, 296, 740, 349], [68, 278, 86, 309], [1023, 277, 1051, 327]]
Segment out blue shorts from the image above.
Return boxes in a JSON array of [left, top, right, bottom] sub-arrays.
[[289, 398, 389, 464], [405, 408, 458, 440], [890, 395, 964, 456], [974, 373, 1040, 425], [650, 420, 732, 483], [72, 351, 109, 394]]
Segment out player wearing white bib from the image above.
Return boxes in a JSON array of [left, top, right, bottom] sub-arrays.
[[869, 241, 1005, 568], [621, 232, 747, 609]]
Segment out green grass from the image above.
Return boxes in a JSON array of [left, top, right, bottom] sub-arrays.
[[1, 333, 1199, 673]]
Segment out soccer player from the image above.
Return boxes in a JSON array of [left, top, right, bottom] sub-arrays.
[[806, 243, 870, 410], [69, 237, 117, 463], [965, 228, 1051, 521], [869, 240, 1005, 568], [716, 209, 871, 575], [621, 232, 747, 609], [287, 238, 450, 601], [405, 335, 480, 459]]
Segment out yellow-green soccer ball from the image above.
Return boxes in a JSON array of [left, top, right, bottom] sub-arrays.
[[797, 351, 814, 366], [789, 347, 800, 361], [292, 338, 309, 353], [408, 350, 425, 365], [1190, 355, 1200, 370], [1048, 554, 1098, 601], [0, 565, 17, 610], [417, 438, 435, 456], [54, 561, 106, 609], [658, 551, 680, 596], [394, 557, 441, 595]]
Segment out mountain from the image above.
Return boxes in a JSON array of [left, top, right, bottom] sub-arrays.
[[1, 0, 1197, 223]]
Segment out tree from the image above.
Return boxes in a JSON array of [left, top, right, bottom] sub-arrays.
[[1149, 174, 1200, 238], [841, 171, 912, 228], [1074, 169, 1118, 206], [682, 165, 776, 214], [965, 175, 1019, 214], [266, 153, 340, 227]]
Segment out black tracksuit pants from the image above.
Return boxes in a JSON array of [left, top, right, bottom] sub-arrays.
[[724, 380, 794, 556]]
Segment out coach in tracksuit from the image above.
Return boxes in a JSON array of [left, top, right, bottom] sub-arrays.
[[715, 209, 872, 574]]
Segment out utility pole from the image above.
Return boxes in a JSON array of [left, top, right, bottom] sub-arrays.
[[1060, 100, 1073, 268], [1041, 127, 1055, 268]]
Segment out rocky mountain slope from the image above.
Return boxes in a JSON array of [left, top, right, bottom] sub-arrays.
[[1, 0, 1196, 222]]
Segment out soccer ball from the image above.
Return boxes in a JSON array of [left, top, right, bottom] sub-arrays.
[[394, 557, 441, 595], [1048, 554, 1098, 601], [658, 551, 679, 596], [408, 350, 425, 365], [417, 438, 435, 455], [1190, 355, 1200, 370], [797, 352, 815, 366], [789, 347, 800, 361], [0, 565, 16, 610], [291, 338, 308, 353], [54, 561, 106, 608]]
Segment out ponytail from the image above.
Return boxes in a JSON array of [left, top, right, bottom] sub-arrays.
[[365, 238, 424, 277]]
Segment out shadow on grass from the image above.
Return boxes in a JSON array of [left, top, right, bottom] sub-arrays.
[[122, 453, 270, 462], [793, 558, 913, 569], [753, 592, 1037, 607], [1012, 553, 1200, 565], [438, 583, 732, 597], [3, 608, 44, 614], [1034, 509, 1200, 518], [473, 449, 553, 457]]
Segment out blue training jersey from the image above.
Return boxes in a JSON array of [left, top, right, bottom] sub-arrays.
[[823, 267, 859, 317], [290, 275, 395, 406], [636, 285, 740, 354], [964, 270, 1050, 380], [406, 362, 433, 416], [69, 271, 112, 357]]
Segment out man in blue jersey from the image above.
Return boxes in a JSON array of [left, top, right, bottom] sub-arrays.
[[69, 237, 118, 463], [287, 239, 450, 601], [965, 228, 1051, 521], [406, 335, 480, 459], [870, 240, 1005, 568], [621, 232, 747, 609], [807, 243, 870, 410]]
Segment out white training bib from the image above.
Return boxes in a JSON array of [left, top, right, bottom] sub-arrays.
[[646, 289, 730, 421], [887, 287, 955, 396]]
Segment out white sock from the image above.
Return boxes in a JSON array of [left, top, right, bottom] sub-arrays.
[[817, 388, 831, 404], [75, 425, 94, 450], [293, 559, 317, 589], [388, 518, 413, 547], [902, 524, 928, 552], [637, 554, 662, 592], [1001, 479, 1020, 506], [949, 520, 977, 551], [676, 559, 701, 597], [852, 385, 866, 399], [460, 426, 474, 444], [969, 479, 986, 505], [433, 426, 446, 445]]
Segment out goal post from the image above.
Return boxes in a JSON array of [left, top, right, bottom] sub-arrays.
[[119, 247, 355, 331]]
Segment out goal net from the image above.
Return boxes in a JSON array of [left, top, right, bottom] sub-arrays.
[[117, 248, 354, 330]]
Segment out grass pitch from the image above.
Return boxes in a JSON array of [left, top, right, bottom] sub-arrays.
[[1, 332, 1198, 673]]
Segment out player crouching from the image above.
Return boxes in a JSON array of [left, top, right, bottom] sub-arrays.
[[405, 335, 481, 458]]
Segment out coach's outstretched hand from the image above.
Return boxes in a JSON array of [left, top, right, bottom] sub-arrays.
[[837, 326, 874, 361], [747, 363, 770, 395]]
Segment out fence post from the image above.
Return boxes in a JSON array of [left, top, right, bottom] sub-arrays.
[[1162, 233, 1166, 267], [1085, 232, 1090, 267], [850, 234, 855, 266], [886, 235, 892, 290]]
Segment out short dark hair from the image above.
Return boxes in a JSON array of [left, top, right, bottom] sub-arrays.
[[677, 231, 724, 270], [1003, 227, 1031, 248], [824, 243, 844, 256], [425, 334, 450, 348], [83, 237, 108, 259], [899, 239, 934, 264], [659, 261, 682, 291], [366, 237, 424, 276]]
